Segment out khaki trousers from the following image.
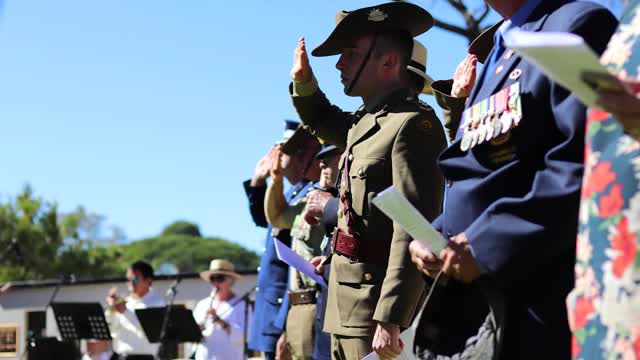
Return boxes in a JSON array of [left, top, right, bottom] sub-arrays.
[[331, 334, 373, 360], [285, 303, 317, 360]]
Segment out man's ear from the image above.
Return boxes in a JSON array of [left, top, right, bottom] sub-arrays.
[[381, 52, 402, 77]]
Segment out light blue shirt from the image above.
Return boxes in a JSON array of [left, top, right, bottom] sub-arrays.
[[479, 0, 544, 88]]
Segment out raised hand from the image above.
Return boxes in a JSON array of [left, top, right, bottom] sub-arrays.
[[291, 37, 313, 83], [451, 54, 478, 98], [270, 146, 284, 181], [252, 146, 277, 186]]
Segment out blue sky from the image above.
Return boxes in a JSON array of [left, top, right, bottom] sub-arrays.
[[0, 1, 619, 252]]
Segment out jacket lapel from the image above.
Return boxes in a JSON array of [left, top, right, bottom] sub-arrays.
[[468, 2, 554, 106]]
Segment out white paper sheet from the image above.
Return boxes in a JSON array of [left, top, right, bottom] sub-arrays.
[[503, 28, 611, 108], [273, 238, 327, 288], [372, 186, 448, 255]]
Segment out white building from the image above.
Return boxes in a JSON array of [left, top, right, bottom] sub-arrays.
[[0, 271, 257, 359]]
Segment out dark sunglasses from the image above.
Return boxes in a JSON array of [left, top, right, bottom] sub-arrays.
[[209, 275, 227, 283]]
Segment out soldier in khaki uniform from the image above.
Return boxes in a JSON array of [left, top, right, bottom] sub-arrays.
[[264, 128, 323, 360], [289, 2, 446, 359]]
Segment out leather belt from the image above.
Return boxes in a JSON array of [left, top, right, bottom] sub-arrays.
[[331, 227, 362, 261], [331, 227, 391, 264], [288, 289, 317, 305]]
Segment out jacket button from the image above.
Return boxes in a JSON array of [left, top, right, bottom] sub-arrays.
[[277, 298, 283, 304], [357, 168, 365, 177], [257, 266, 261, 272], [363, 273, 373, 281], [446, 179, 453, 187], [348, 154, 353, 161], [256, 287, 259, 292]]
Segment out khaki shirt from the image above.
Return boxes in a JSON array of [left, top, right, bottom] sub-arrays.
[[291, 79, 447, 336]]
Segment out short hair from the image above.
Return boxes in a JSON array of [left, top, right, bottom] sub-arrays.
[[130, 260, 154, 279], [371, 30, 420, 91], [372, 30, 413, 69]]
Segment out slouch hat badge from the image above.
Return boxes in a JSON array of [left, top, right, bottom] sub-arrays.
[[368, 9, 388, 22]]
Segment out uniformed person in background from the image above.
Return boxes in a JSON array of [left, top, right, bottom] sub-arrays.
[[247, 121, 316, 360], [409, 0, 618, 358], [263, 126, 322, 360], [289, 2, 447, 359]]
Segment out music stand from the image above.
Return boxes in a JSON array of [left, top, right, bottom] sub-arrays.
[[51, 302, 111, 340], [135, 305, 202, 344], [27, 336, 80, 360]]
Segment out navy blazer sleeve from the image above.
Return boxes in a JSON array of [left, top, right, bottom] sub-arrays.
[[243, 179, 268, 228], [322, 197, 339, 236], [466, 7, 617, 285]]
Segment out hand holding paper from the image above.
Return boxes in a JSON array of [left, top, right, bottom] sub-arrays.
[[372, 186, 447, 256], [273, 238, 327, 288]]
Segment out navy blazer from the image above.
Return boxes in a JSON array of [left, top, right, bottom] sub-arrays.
[[243, 180, 269, 228], [431, 1, 617, 358], [247, 179, 310, 352]]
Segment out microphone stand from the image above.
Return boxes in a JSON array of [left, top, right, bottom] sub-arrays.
[[157, 276, 181, 360], [233, 286, 256, 360]]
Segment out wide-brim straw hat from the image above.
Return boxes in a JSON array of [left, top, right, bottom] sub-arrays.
[[199, 259, 242, 281], [312, 2, 434, 57]]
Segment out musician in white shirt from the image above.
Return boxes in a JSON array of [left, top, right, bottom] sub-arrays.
[[105, 260, 164, 356], [192, 259, 252, 360]]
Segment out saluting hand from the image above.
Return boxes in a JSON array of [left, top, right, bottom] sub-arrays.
[[291, 37, 313, 83], [252, 146, 278, 186], [373, 322, 403, 360], [451, 54, 478, 98], [270, 147, 284, 181]]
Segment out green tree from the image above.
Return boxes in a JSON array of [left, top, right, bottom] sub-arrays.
[[0, 185, 125, 282], [115, 235, 259, 273], [161, 220, 202, 237], [0, 185, 62, 280]]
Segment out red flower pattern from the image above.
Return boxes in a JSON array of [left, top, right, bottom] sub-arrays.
[[572, 336, 582, 358], [600, 183, 624, 218], [584, 162, 617, 198], [574, 296, 596, 330], [587, 109, 611, 126], [611, 217, 638, 278]]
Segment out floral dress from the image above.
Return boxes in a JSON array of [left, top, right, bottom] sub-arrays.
[[567, 2, 640, 358]]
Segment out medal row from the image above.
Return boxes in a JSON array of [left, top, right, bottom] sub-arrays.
[[460, 82, 523, 151]]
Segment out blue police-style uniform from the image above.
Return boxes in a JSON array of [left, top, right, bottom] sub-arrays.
[[247, 179, 311, 356], [430, 0, 617, 358]]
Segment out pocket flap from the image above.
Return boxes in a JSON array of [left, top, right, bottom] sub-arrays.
[[260, 286, 286, 306]]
